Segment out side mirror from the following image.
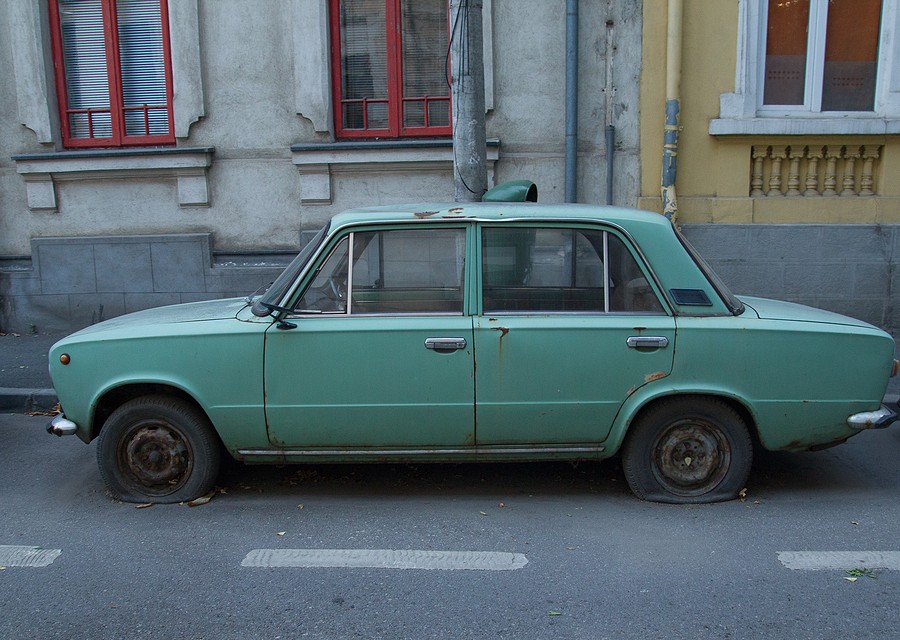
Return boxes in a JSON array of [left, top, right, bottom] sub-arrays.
[[482, 180, 538, 203]]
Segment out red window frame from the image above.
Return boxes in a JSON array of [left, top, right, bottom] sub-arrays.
[[329, 0, 452, 139], [49, 0, 175, 148]]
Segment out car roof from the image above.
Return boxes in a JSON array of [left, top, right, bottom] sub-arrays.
[[328, 202, 673, 231]]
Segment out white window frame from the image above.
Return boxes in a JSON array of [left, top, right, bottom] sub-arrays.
[[711, 0, 900, 135]]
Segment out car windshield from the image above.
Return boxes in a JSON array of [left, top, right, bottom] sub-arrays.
[[674, 226, 745, 315], [251, 225, 328, 317]]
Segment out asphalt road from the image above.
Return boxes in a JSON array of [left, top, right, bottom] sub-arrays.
[[2, 412, 899, 640]]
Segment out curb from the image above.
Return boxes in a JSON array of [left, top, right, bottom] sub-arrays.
[[0, 388, 58, 413]]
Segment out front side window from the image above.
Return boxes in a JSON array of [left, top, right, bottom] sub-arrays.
[[50, 0, 175, 147], [481, 227, 664, 314], [295, 228, 466, 314], [330, 0, 451, 139], [762, 0, 883, 112]]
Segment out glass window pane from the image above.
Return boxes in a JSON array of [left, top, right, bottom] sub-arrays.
[[821, 0, 881, 111], [351, 229, 465, 314], [763, 0, 810, 106], [340, 0, 388, 129], [401, 0, 449, 128], [116, 0, 170, 136], [58, 0, 113, 138], [294, 237, 350, 314], [482, 228, 607, 313], [607, 235, 663, 313]]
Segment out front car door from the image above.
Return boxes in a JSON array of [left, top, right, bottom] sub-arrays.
[[474, 223, 675, 445], [264, 225, 475, 448]]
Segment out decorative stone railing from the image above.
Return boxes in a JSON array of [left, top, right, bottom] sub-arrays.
[[750, 144, 882, 197]]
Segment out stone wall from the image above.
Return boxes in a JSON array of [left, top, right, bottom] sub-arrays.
[[3, 225, 897, 338], [682, 224, 899, 337], [0, 234, 288, 333]]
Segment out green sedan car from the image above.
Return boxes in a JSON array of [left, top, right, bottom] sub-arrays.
[[47, 199, 899, 504]]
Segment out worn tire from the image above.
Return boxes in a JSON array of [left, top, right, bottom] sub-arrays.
[[621, 397, 752, 504], [97, 395, 221, 504]]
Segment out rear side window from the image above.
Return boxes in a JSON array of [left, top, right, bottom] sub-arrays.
[[481, 227, 664, 314]]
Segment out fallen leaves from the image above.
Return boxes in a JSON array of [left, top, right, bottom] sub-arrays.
[[845, 567, 877, 580], [186, 487, 226, 507]]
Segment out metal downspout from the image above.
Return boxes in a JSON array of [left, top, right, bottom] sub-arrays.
[[565, 0, 578, 203], [605, 10, 615, 206], [662, 0, 683, 221]]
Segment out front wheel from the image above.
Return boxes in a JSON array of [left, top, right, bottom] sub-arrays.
[[621, 397, 752, 504], [97, 395, 221, 503]]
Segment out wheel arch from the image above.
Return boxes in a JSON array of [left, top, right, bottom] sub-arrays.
[[90, 383, 212, 442], [606, 388, 761, 454]]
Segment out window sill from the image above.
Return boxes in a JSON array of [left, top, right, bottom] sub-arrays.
[[290, 139, 501, 204], [13, 147, 215, 212], [709, 117, 900, 136]]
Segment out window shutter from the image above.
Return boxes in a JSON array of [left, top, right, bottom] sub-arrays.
[[340, 0, 389, 130], [116, 0, 171, 136], [400, 0, 449, 129], [58, 0, 114, 139]]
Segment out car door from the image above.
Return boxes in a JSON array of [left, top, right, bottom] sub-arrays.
[[264, 225, 475, 448], [474, 224, 675, 445]]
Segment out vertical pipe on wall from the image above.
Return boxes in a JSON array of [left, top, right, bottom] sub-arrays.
[[564, 0, 578, 203], [604, 11, 615, 206], [661, 0, 683, 221], [451, 0, 488, 202]]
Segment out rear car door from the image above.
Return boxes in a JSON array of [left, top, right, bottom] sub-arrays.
[[474, 224, 675, 445]]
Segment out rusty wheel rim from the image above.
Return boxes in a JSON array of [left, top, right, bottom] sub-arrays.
[[117, 420, 194, 497], [651, 419, 731, 497]]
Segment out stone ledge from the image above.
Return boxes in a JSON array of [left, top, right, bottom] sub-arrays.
[[291, 139, 501, 204], [12, 147, 215, 211]]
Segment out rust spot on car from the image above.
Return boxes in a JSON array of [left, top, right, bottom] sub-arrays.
[[488, 318, 498, 322], [644, 371, 668, 383], [492, 326, 509, 358], [414, 210, 439, 218], [448, 207, 464, 215], [626, 385, 638, 397]]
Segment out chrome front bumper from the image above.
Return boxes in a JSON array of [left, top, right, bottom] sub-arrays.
[[847, 404, 899, 430], [47, 413, 77, 437]]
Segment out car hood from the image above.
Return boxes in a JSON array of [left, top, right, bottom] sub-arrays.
[[739, 296, 875, 328], [62, 298, 251, 339]]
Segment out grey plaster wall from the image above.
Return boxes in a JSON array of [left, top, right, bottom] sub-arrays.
[[682, 224, 899, 337]]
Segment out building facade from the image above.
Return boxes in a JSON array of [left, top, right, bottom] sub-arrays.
[[0, 0, 642, 333], [2, 0, 897, 338], [640, 0, 900, 336]]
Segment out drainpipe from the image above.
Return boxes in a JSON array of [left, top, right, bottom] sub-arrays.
[[564, 0, 578, 203], [661, 0, 683, 222], [604, 10, 615, 205]]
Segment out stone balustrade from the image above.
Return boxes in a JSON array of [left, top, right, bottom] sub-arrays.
[[750, 144, 881, 198]]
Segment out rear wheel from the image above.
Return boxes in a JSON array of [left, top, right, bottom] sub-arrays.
[[97, 395, 220, 503], [621, 397, 752, 503]]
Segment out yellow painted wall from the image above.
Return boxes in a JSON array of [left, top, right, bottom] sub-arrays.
[[639, 0, 900, 224]]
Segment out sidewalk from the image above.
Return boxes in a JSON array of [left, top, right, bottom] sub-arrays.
[[1, 331, 898, 414], [0, 332, 60, 412]]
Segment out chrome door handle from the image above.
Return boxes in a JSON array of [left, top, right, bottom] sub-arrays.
[[627, 336, 669, 349], [425, 337, 468, 351]]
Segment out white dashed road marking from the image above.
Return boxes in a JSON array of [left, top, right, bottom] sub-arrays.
[[241, 549, 528, 571], [778, 551, 900, 570], [0, 545, 62, 567]]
